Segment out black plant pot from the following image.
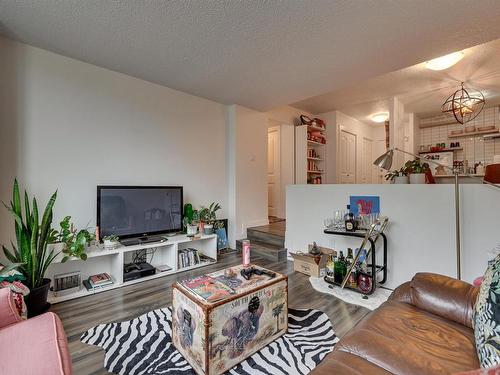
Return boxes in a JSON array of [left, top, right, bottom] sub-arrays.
[[26, 278, 51, 318]]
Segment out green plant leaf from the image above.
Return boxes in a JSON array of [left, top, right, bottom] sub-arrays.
[[80, 253, 87, 261], [3, 245, 19, 264], [61, 256, 69, 263]]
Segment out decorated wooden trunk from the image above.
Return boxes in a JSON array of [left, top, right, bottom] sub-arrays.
[[172, 264, 288, 375]]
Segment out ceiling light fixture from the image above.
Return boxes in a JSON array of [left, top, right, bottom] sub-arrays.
[[441, 82, 485, 124], [425, 51, 464, 71], [370, 113, 389, 123]]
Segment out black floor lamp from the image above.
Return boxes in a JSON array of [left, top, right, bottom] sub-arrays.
[[373, 147, 500, 280]]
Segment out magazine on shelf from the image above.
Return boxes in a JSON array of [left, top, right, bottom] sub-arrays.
[[180, 275, 235, 303]]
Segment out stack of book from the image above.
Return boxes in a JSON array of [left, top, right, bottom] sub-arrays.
[[178, 248, 214, 269], [178, 248, 201, 269], [83, 273, 114, 291]]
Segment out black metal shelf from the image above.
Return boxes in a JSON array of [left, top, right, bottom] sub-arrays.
[[323, 228, 388, 295]]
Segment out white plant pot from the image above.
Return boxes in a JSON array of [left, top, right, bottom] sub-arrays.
[[103, 239, 119, 249], [409, 173, 426, 184], [187, 224, 198, 235], [394, 176, 409, 184]]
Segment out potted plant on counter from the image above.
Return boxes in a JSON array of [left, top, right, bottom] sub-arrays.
[[385, 168, 408, 184], [199, 202, 221, 235], [2, 180, 59, 317], [405, 159, 430, 184], [183, 203, 199, 235]]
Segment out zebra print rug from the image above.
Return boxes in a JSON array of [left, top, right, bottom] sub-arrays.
[[81, 307, 337, 375]]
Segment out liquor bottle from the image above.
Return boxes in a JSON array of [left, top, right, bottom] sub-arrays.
[[326, 254, 336, 280], [334, 251, 347, 284], [345, 211, 357, 232], [346, 248, 358, 288]]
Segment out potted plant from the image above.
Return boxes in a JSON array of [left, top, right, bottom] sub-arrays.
[[102, 235, 120, 249], [2, 180, 59, 317], [385, 168, 408, 184], [404, 159, 430, 184], [199, 202, 221, 235], [183, 203, 198, 235], [53, 216, 94, 262]]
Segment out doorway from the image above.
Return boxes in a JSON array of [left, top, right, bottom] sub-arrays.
[[267, 126, 281, 218], [339, 130, 356, 184]]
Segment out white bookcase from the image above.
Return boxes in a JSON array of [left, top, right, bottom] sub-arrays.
[[295, 124, 327, 184], [45, 234, 217, 303]]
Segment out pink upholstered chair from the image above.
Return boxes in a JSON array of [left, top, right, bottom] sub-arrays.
[[0, 288, 72, 375]]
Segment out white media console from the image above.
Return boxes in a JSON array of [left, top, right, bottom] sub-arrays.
[[45, 233, 218, 303]]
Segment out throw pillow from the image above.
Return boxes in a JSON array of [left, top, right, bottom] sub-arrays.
[[474, 253, 500, 368]]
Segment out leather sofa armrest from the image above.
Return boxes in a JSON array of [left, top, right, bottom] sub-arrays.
[[0, 288, 22, 329], [407, 273, 479, 328], [388, 281, 412, 304]]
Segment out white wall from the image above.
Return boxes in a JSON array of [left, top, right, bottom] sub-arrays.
[[286, 184, 500, 288], [0, 37, 228, 250], [227, 105, 268, 247]]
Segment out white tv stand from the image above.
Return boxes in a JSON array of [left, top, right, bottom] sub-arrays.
[[45, 233, 218, 304]]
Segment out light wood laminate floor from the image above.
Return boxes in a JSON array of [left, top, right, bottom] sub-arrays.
[[51, 252, 370, 375]]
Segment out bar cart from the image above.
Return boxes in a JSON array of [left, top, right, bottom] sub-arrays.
[[323, 216, 388, 295]]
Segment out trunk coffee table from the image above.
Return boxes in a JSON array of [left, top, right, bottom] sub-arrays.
[[172, 264, 288, 375]]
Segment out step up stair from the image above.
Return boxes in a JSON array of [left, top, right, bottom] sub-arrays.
[[246, 227, 285, 248], [236, 239, 287, 263]]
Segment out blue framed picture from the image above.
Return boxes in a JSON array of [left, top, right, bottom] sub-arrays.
[[349, 196, 380, 216], [215, 228, 228, 250]]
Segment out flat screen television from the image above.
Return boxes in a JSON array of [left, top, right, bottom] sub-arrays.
[[97, 186, 183, 240]]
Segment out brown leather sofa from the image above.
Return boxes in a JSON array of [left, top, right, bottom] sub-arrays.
[[312, 273, 480, 375]]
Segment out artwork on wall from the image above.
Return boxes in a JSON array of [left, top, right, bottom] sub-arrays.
[[349, 196, 380, 216]]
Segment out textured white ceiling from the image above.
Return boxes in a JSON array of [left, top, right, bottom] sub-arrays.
[[2, 1, 500, 110], [293, 38, 500, 123]]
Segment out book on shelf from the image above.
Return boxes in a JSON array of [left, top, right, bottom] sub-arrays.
[[84, 273, 114, 291], [178, 248, 213, 269], [180, 275, 235, 303]]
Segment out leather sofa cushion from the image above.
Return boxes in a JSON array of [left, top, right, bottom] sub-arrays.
[[317, 300, 479, 375]]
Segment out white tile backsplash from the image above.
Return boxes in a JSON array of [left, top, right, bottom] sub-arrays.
[[419, 107, 499, 166]]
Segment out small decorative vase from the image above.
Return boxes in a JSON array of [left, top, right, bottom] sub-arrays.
[[394, 176, 409, 184], [409, 173, 426, 184], [203, 224, 214, 235], [187, 224, 198, 235]]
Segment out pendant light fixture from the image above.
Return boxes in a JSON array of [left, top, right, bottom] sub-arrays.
[[441, 82, 485, 124]]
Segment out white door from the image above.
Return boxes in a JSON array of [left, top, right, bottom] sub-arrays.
[[361, 137, 373, 184], [339, 130, 356, 184], [267, 127, 280, 217]]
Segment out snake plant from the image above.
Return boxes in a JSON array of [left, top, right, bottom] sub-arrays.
[[2, 179, 59, 288]]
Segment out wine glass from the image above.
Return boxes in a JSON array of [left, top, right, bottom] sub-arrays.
[[323, 217, 334, 230]]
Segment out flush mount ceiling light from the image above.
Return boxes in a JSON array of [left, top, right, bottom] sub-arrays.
[[441, 82, 485, 124], [370, 113, 389, 123], [426, 51, 464, 71]]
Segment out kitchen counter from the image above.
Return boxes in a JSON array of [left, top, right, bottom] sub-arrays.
[[434, 174, 485, 184]]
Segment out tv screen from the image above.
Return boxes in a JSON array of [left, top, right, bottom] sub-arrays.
[[97, 186, 183, 239]]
